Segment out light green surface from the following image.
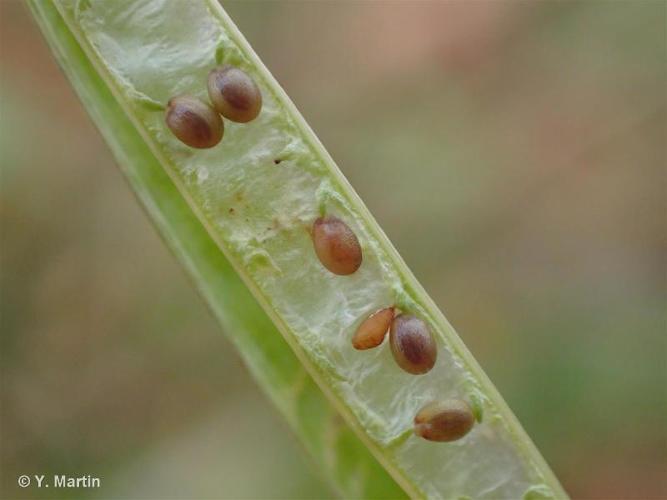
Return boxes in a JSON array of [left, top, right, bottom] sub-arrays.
[[28, 0, 567, 497]]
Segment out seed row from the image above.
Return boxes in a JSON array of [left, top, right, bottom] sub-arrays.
[[165, 65, 262, 149], [309, 210, 475, 443], [167, 62, 475, 444], [353, 303, 474, 442], [310, 213, 477, 443]]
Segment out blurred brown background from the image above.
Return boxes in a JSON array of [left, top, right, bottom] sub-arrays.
[[1, 1, 665, 499]]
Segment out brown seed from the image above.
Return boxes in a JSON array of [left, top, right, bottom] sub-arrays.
[[389, 314, 437, 374], [311, 216, 362, 275], [414, 400, 475, 442], [165, 95, 223, 149], [352, 307, 395, 350], [207, 65, 262, 123]]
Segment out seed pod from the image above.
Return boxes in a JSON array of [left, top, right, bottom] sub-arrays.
[[414, 400, 475, 442], [352, 307, 395, 350], [389, 314, 436, 374], [207, 65, 262, 123], [165, 95, 223, 148], [311, 216, 362, 275]]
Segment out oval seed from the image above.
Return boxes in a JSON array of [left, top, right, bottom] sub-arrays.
[[352, 307, 395, 350], [414, 400, 475, 442], [207, 65, 262, 123], [312, 216, 362, 275], [389, 314, 437, 374], [165, 95, 223, 149]]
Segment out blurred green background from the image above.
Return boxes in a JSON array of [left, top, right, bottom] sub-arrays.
[[1, 1, 665, 499]]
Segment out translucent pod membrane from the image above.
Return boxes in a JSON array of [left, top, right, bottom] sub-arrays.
[[34, 0, 568, 498]]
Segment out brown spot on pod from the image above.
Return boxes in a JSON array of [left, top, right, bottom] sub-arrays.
[[311, 216, 362, 275], [352, 307, 395, 350], [207, 65, 262, 123], [165, 95, 223, 149], [390, 314, 436, 374], [414, 400, 475, 442]]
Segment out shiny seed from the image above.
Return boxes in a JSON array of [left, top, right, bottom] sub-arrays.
[[165, 95, 223, 149], [414, 400, 475, 442], [389, 314, 437, 374], [352, 307, 395, 350], [207, 65, 262, 123], [312, 216, 362, 275]]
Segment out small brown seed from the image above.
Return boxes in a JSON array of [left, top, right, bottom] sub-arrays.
[[311, 216, 362, 275], [165, 95, 223, 149], [207, 65, 262, 123], [414, 400, 475, 442], [389, 314, 437, 374], [352, 307, 395, 350]]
